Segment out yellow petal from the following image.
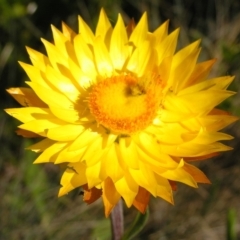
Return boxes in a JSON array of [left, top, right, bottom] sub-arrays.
[[154, 174, 174, 204], [19, 119, 64, 136], [129, 12, 148, 47], [34, 141, 68, 163], [68, 56, 94, 89], [177, 76, 235, 97], [127, 40, 152, 77], [93, 36, 114, 76], [160, 160, 198, 188], [5, 107, 54, 123], [118, 138, 139, 169], [95, 8, 112, 43], [58, 162, 87, 196], [44, 65, 81, 102], [156, 28, 179, 64], [27, 82, 74, 109], [47, 124, 85, 141], [49, 106, 89, 124], [101, 144, 124, 182], [51, 25, 69, 57], [68, 129, 99, 151], [27, 138, 56, 152], [177, 89, 235, 113], [41, 38, 68, 69], [153, 20, 169, 43], [54, 146, 87, 164], [182, 130, 233, 144], [129, 162, 158, 196], [26, 47, 50, 71], [81, 136, 107, 167], [134, 132, 182, 169], [19, 62, 50, 89], [198, 110, 239, 131], [78, 15, 94, 44], [160, 141, 232, 157], [73, 34, 97, 79], [188, 59, 216, 86], [115, 174, 138, 207], [168, 40, 201, 92], [86, 162, 102, 188], [110, 14, 129, 70]]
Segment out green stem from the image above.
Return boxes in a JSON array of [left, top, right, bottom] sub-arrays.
[[110, 199, 124, 240]]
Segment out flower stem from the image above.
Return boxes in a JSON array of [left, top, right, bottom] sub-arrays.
[[110, 199, 124, 240]]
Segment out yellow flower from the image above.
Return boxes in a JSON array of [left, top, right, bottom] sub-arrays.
[[6, 9, 237, 216]]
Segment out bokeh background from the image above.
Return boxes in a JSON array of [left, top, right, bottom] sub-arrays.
[[1, 0, 240, 239]]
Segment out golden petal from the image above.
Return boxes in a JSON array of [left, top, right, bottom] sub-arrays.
[[188, 59, 216, 86], [102, 177, 121, 217], [160, 161, 198, 188], [183, 163, 211, 184], [166, 40, 201, 90], [61, 21, 76, 41], [6, 87, 47, 107], [16, 129, 40, 138], [133, 187, 150, 213], [83, 186, 102, 204]]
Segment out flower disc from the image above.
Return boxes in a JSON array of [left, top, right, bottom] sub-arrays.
[[88, 74, 163, 134]]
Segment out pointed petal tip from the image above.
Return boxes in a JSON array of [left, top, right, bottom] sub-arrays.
[[58, 188, 66, 197], [100, 7, 106, 14], [50, 24, 55, 30]]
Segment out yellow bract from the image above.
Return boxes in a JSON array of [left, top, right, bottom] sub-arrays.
[[6, 9, 238, 217]]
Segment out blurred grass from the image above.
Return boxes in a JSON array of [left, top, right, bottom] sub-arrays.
[[1, 0, 240, 239]]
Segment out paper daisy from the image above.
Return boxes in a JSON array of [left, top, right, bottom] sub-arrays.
[[6, 9, 237, 216]]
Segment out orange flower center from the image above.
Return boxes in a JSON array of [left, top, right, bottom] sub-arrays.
[[88, 74, 163, 134]]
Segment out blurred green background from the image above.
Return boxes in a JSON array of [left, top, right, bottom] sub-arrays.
[[1, 0, 240, 239]]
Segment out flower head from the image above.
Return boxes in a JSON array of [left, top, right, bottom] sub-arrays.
[[6, 9, 237, 216]]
